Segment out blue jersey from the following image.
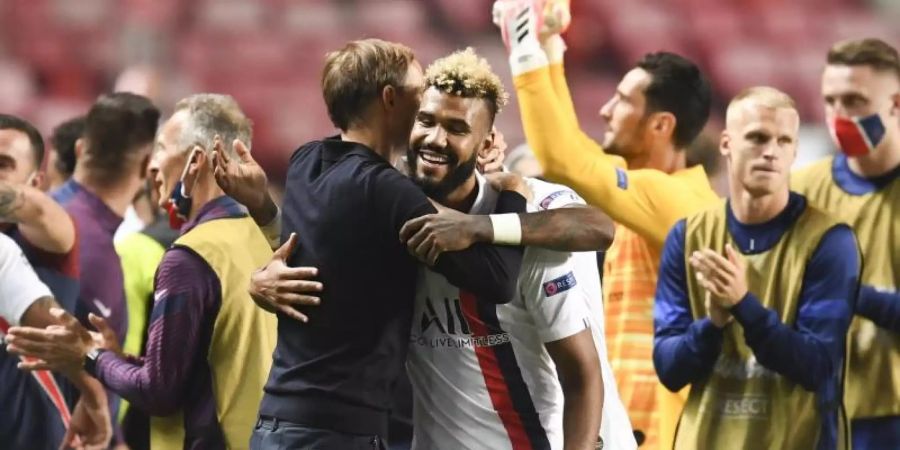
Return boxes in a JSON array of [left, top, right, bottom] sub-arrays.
[[0, 226, 80, 450]]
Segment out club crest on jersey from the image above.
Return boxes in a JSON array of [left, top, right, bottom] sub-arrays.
[[539, 190, 579, 210], [543, 271, 577, 297]]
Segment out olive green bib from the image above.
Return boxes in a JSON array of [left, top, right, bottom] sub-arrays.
[[793, 158, 900, 419], [151, 216, 276, 450], [675, 200, 846, 450]]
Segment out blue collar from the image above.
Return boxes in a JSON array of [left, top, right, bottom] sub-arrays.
[[725, 192, 807, 254], [180, 196, 248, 235], [832, 154, 900, 196]]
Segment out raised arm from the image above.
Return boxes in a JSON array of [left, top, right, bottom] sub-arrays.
[[511, 43, 709, 247], [543, 35, 609, 159], [0, 181, 75, 253], [211, 138, 281, 248]]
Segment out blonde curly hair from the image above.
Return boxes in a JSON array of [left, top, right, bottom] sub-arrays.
[[425, 47, 509, 120]]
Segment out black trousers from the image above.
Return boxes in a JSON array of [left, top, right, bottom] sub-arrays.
[[250, 416, 388, 450]]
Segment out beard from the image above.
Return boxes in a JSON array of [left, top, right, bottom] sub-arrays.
[[603, 140, 625, 156], [407, 146, 478, 201], [603, 115, 651, 157]]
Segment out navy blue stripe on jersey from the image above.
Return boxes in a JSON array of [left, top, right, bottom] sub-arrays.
[[475, 297, 552, 450]]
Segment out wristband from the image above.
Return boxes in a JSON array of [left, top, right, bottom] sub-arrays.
[[508, 44, 550, 77], [489, 214, 522, 245]]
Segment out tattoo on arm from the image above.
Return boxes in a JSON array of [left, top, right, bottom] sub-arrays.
[[0, 183, 25, 220], [520, 206, 614, 252]]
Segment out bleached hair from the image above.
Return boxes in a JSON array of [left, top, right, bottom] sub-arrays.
[[425, 47, 509, 119]]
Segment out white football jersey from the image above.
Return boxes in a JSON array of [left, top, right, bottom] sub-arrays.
[[407, 175, 635, 450], [0, 233, 52, 329]]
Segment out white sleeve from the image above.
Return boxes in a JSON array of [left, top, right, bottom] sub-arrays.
[[525, 178, 586, 210], [521, 247, 594, 343], [0, 234, 52, 327]]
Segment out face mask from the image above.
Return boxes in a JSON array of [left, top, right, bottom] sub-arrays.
[[829, 113, 886, 157], [165, 150, 198, 230], [165, 181, 191, 229]]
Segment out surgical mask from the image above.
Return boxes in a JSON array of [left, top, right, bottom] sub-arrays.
[[165, 150, 199, 230], [829, 113, 887, 157]]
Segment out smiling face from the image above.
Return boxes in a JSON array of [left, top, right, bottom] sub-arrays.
[[722, 99, 799, 198], [407, 86, 493, 200]]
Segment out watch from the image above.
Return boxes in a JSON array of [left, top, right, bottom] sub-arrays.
[[84, 348, 105, 375]]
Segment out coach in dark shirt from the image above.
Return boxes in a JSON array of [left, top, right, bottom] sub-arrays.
[[251, 39, 526, 449]]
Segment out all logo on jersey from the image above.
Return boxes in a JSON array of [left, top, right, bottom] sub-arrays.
[[543, 271, 577, 297], [421, 297, 471, 335], [414, 296, 510, 349]]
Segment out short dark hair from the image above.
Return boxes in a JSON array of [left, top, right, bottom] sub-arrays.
[[321, 39, 416, 131], [83, 93, 159, 183], [0, 114, 45, 168], [49, 116, 85, 179], [827, 38, 900, 80], [636, 52, 712, 148]]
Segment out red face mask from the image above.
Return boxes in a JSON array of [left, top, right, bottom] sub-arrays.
[[829, 113, 886, 157]]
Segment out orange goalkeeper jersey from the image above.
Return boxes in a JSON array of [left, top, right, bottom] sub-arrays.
[[513, 63, 719, 449]]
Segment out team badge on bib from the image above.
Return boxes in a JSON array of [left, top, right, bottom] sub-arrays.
[[543, 271, 577, 297]]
